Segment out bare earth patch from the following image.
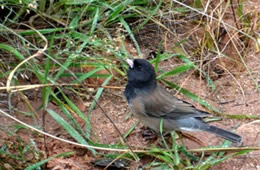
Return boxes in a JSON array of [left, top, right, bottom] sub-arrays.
[[1, 1, 260, 168], [1, 52, 259, 169]]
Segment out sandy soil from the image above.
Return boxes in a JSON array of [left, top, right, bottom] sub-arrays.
[[0, 52, 259, 169], [1, 0, 260, 169]]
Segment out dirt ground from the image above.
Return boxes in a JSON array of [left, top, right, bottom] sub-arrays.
[[0, 51, 259, 169], [1, 1, 260, 169]]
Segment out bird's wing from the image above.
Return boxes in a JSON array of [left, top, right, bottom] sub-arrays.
[[141, 85, 209, 119]]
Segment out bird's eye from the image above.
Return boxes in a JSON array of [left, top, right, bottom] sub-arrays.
[[136, 64, 142, 70], [133, 60, 143, 70]]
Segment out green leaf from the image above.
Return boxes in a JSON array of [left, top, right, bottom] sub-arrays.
[[19, 28, 65, 35], [0, 43, 25, 60], [64, 0, 94, 5], [60, 91, 92, 139], [89, 75, 113, 111], [171, 132, 180, 165], [153, 41, 163, 72], [46, 109, 96, 154], [134, 0, 162, 33], [157, 63, 193, 79], [54, 54, 75, 81], [72, 67, 104, 83], [123, 121, 139, 139], [162, 79, 219, 113], [25, 151, 75, 170], [90, 7, 100, 35], [176, 54, 216, 91], [119, 16, 141, 56], [107, 0, 132, 22], [69, 15, 81, 29], [237, 0, 243, 18]]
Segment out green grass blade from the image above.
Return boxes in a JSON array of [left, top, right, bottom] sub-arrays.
[[134, 0, 162, 33], [90, 7, 100, 35], [106, 0, 132, 23], [122, 121, 139, 139], [54, 54, 75, 81], [19, 28, 65, 35], [119, 16, 141, 56], [60, 91, 92, 139], [46, 109, 96, 154], [170, 132, 180, 165], [69, 15, 81, 29], [64, 0, 94, 5], [25, 151, 75, 170], [157, 63, 193, 79], [72, 67, 104, 83], [60, 92, 89, 124], [176, 54, 216, 91], [42, 56, 51, 109], [0, 43, 25, 60], [162, 79, 219, 113], [153, 42, 163, 72], [89, 75, 113, 111]]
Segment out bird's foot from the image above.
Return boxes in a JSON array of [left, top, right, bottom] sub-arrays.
[[141, 127, 158, 141]]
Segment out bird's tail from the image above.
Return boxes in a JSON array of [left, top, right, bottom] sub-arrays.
[[204, 125, 242, 144]]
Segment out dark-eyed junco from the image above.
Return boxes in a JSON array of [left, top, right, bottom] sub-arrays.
[[124, 58, 242, 143]]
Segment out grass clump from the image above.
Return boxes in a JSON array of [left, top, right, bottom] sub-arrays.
[[0, 0, 259, 169]]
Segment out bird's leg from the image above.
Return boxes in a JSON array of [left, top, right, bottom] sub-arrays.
[[141, 127, 172, 146], [141, 126, 158, 141]]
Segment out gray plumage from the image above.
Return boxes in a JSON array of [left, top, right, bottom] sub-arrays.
[[124, 59, 242, 143]]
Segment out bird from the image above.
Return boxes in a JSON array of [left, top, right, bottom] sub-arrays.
[[124, 58, 242, 144]]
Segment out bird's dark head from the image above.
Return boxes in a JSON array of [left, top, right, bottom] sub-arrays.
[[126, 59, 156, 90]]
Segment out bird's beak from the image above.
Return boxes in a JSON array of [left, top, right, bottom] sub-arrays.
[[126, 59, 134, 68]]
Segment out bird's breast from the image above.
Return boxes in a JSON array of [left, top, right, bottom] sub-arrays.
[[128, 97, 145, 117]]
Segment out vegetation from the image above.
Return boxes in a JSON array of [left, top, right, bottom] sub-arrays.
[[0, 0, 259, 169]]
